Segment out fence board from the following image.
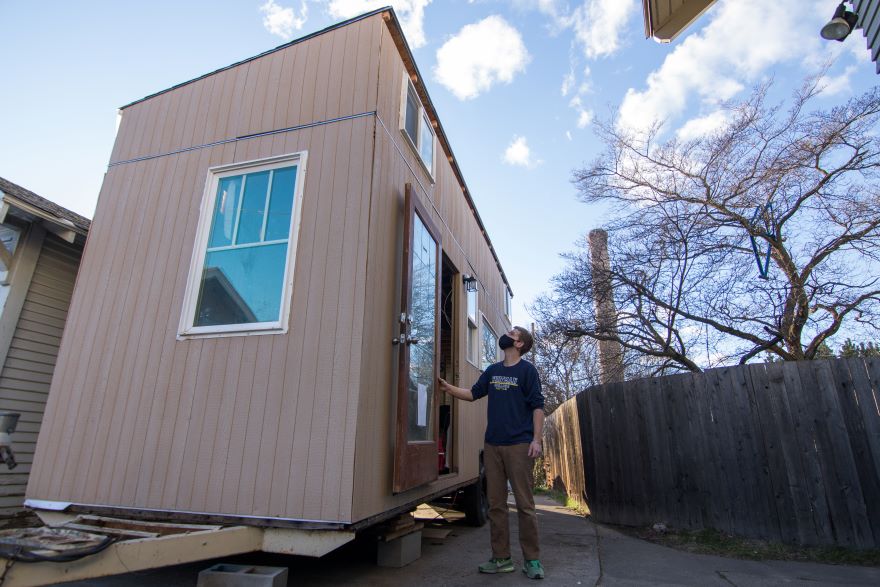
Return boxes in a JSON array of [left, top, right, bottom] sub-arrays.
[[544, 358, 880, 548]]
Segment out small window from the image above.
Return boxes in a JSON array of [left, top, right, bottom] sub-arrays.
[[504, 288, 512, 320], [466, 287, 478, 365], [179, 153, 306, 338], [481, 318, 499, 371], [401, 79, 435, 176]]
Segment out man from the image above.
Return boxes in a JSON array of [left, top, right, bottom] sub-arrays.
[[439, 326, 545, 580]]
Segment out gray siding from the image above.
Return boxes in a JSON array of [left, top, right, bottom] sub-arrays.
[[855, 0, 880, 73], [0, 234, 82, 515]]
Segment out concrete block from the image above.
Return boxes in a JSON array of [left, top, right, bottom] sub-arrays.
[[377, 529, 422, 568], [197, 563, 288, 587]]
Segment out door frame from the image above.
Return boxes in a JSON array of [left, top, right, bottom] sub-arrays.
[[393, 183, 443, 494]]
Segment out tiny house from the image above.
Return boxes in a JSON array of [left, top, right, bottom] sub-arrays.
[[26, 8, 513, 538]]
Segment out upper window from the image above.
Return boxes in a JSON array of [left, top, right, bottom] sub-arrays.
[[179, 153, 306, 338], [401, 80, 435, 177], [481, 318, 499, 371], [504, 288, 512, 320]]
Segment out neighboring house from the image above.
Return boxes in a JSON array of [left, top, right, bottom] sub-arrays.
[[643, 0, 880, 75], [641, 0, 717, 42], [27, 7, 512, 544], [0, 177, 89, 520], [854, 0, 880, 72]]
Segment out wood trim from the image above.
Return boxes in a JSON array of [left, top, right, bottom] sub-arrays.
[[648, 0, 716, 42], [0, 224, 46, 366]]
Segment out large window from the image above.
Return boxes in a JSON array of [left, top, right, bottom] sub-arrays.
[[401, 80, 435, 177], [466, 287, 478, 366], [481, 318, 499, 371], [179, 153, 306, 338]]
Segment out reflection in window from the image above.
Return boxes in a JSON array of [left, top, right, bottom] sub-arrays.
[[481, 318, 498, 371], [194, 165, 297, 327], [408, 215, 436, 442], [467, 287, 478, 365]]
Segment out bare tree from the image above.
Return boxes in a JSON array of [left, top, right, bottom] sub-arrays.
[[545, 78, 880, 372], [528, 316, 600, 413]]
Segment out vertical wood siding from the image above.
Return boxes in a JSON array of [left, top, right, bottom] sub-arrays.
[[28, 12, 511, 525], [28, 18, 379, 523], [350, 21, 510, 522], [0, 235, 82, 515]]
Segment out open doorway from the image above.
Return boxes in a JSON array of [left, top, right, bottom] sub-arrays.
[[438, 253, 457, 475]]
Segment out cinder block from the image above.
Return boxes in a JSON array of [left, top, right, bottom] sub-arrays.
[[377, 529, 422, 568], [197, 563, 288, 587]]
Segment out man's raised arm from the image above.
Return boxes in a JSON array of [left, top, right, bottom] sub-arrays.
[[438, 378, 474, 402]]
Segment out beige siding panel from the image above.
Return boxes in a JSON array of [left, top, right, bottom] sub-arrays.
[[351, 19, 510, 522], [1, 235, 82, 517]]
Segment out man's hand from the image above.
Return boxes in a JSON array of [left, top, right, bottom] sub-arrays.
[[528, 439, 543, 458], [438, 378, 474, 402]]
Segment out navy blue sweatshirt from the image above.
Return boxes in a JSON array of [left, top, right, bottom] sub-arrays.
[[471, 359, 544, 445]]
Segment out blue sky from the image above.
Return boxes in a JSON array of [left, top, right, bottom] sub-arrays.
[[1, 0, 875, 326]]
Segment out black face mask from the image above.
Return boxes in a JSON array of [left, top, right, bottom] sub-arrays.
[[499, 334, 516, 350]]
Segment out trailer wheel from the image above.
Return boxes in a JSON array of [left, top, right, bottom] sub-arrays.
[[463, 454, 488, 527]]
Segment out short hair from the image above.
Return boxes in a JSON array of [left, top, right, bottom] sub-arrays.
[[513, 326, 534, 355]]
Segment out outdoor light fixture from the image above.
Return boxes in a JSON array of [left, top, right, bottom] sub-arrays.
[[821, 2, 859, 41], [462, 274, 478, 292], [0, 412, 20, 470]]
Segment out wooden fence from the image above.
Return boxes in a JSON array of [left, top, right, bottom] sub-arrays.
[[543, 358, 880, 548]]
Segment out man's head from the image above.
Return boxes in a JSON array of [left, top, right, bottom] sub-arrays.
[[509, 326, 533, 356]]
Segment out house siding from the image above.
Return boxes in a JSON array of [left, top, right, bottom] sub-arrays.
[[350, 19, 511, 522], [28, 17, 380, 523], [0, 234, 82, 516], [855, 0, 880, 73]]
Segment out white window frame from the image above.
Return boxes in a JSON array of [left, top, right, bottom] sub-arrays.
[[399, 77, 436, 180], [466, 286, 479, 367], [504, 288, 512, 321], [480, 315, 500, 371], [177, 151, 308, 340]]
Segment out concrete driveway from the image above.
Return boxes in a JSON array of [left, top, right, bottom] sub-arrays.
[[62, 494, 880, 586]]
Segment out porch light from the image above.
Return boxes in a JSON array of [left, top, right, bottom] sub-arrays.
[[821, 2, 858, 41], [462, 274, 478, 292]]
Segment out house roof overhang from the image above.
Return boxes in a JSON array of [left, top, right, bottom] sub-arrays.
[[0, 176, 91, 243], [642, 0, 717, 42]]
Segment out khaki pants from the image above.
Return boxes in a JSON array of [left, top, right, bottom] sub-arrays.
[[484, 443, 540, 560]]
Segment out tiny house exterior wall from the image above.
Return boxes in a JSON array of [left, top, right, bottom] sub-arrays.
[[27, 9, 512, 527]]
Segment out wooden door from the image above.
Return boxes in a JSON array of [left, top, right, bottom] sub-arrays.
[[393, 184, 442, 493]]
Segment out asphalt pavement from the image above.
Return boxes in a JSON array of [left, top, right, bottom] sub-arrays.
[[62, 494, 880, 586]]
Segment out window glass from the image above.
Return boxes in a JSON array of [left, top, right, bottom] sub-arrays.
[[208, 176, 242, 248], [236, 171, 270, 245], [405, 84, 420, 145], [193, 164, 297, 329], [467, 288, 477, 323], [481, 319, 498, 370], [419, 113, 434, 174]]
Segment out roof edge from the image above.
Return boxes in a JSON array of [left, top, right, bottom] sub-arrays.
[[120, 6, 393, 110]]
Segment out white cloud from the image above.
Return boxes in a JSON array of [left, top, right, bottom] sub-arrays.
[[260, 0, 308, 40], [576, 108, 594, 128], [817, 65, 859, 97], [566, 130, 573, 141], [566, 0, 637, 59], [676, 110, 730, 141], [503, 135, 541, 168], [434, 16, 531, 100], [618, 0, 830, 134], [327, 0, 432, 48], [561, 67, 575, 96]]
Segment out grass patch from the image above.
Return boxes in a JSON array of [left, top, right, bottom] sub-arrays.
[[621, 526, 880, 567], [534, 487, 590, 516]]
